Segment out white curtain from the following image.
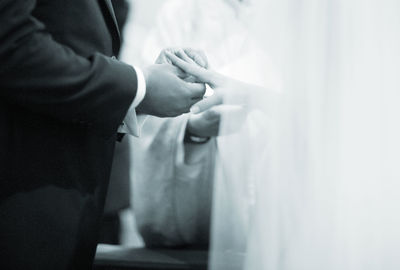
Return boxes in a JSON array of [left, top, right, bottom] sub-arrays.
[[210, 0, 400, 269]]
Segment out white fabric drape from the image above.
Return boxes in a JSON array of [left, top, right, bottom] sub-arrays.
[[211, 1, 400, 269]]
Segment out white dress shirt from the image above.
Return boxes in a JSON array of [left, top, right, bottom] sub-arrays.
[[118, 66, 147, 137]]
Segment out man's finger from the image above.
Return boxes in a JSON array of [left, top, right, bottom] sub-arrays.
[[191, 96, 204, 101], [185, 82, 207, 97], [190, 94, 223, 114]]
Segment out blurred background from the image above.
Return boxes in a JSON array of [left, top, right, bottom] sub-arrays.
[[98, 1, 400, 270]]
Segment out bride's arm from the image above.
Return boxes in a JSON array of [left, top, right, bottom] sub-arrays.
[[165, 51, 279, 116]]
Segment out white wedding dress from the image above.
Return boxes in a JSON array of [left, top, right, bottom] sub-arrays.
[[211, 0, 400, 270], [121, 0, 400, 268]]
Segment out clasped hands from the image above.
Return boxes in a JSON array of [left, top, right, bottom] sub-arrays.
[[137, 48, 248, 137]]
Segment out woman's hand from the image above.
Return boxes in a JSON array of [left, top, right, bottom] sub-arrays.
[[165, 51, 251, 113], [187, 105, 247, 137], [157, 48, 209, 82]]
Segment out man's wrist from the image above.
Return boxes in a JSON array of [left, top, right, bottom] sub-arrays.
[[184, 128, 210, 144]]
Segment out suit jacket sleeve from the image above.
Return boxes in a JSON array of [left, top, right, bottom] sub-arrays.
[[0, 0, 137, 138]]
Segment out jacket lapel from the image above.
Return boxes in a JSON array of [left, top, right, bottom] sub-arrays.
[[101, 0, 121, 51]]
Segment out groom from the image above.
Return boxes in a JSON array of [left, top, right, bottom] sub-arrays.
[[0, 0, 206, 269]]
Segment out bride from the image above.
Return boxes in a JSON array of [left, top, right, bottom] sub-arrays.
[[126, 0, 400, 269], [166, 0, 400, 265]]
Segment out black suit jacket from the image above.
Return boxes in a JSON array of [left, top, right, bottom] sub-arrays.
[[0, 0, 137, 269]]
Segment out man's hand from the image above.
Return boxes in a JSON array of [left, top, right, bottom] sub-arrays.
[[187, 105, 247, 138], [136, 48, 210, 117], [187, 107, 221, 138], [137, 64, 206, 117]]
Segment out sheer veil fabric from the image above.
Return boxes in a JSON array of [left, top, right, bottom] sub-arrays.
[[210, 1, 400, 269]]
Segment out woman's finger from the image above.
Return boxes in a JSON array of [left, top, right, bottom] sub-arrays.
[[176, 49, 197, 65], [183, 48, 209, 68], [183, 75, 197, 83], [190, 94, 223, 114], [165, 51, 215, 85], [177, 50, 209, 83], [166, 64, 187, 78]]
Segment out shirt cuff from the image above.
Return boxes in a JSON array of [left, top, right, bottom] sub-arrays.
[[131, 66, 146, 107], [176, 117, 211, 165], [117, 66, 147, 137]]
